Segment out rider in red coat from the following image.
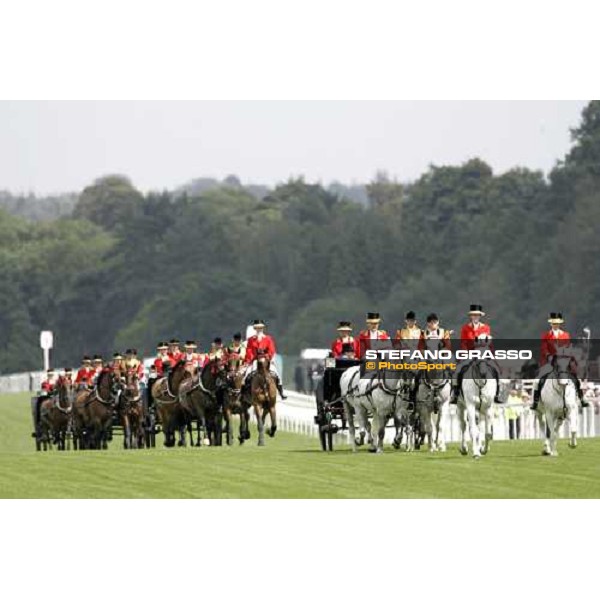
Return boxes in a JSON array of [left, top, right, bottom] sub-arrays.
[[330, 321, 358, 358], [356, 312, 390, 359], [153, 342, 170, 376], [75, 356, 95, 388], [167, 339, 184, 367], [452, 305, 500, 404], [244, 319, 285, 398], [532, 312, 586, 410]]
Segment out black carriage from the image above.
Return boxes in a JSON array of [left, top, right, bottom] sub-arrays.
[[314, 357, 361, 451]]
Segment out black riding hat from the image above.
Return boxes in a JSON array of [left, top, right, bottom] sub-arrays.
[[405, 311, 416, 320], [426, 313, 439, 323]]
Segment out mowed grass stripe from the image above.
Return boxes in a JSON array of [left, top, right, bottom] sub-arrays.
[[1, 393, 599, 498]]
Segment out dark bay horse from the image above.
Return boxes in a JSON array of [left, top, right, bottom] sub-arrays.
[[119, 370, 145, 449], [152, 361, 191, 447], [73, 369, 118, 450], [250, 351, 277, 446], [179, 356, 227, 446], [39, 376, 75, 451], [223, 365, 251, 445]]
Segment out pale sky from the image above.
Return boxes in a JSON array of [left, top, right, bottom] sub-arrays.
[[0, 101, 588, 195]]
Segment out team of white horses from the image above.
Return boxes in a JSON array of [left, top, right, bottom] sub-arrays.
[[340, 349, 579, 459]]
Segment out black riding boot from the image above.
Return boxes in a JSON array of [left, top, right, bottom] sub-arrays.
[[575, 378, 589, 407], [277, 381, 287, 400], [531, 388, 540, 412], [493, 376, 503, 404], [450, 384, 459, 405]]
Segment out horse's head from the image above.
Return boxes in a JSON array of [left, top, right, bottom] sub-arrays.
[[123, 369, 141, 401], [56, 375, 76, 406], [225, 367, 245, 401], [256, 349, 270, 371], [553, 354, 573, 386]]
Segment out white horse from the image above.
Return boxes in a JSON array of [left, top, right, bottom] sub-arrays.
[[416, 367, 452, 452], [535, 355, 579, 456], [340, 365, 373, 451], [457, 360, 498, 459], [392, 368, 420, 452]]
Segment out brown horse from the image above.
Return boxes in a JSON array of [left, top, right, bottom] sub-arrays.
[[39, 376, 75, 451], [179, 356, 227, 446], [119, 370, 145, 449], [223, 365, 251, 445], [250, 351, 277, 446], [73, 369, 119, 450], [152, 360, 191, 447]]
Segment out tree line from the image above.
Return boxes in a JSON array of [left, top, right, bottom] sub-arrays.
[[1, 101, 600, 373]]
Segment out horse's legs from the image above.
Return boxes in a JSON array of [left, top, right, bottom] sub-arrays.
[[344, 400, 358, 452], [568, 406, 578, 448], [254, 403, 265, 446], [457, 404, 468, 455], [481, 406, 493, 455], [466, 403, 480, 458], [267, 403, 277, 437]]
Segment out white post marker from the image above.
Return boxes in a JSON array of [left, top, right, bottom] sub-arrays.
[[40, 330, 53, 371]]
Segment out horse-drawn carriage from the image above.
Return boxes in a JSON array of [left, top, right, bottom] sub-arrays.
[[314, 357, 360, 451]]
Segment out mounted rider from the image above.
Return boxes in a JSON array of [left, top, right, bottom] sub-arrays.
[[451, 304, 501, 404], [124, 348, 144, 381], [92, 355, 103, 384], [394, 311, 421, 349], [34, 368, 57, 430], [356, 312, 390, 358], [531, 312, 587, 411], [331, 321, 358, 358], [75, 356, 95, 389], [153, 341, 171, 376], [207, 337, 225, 361], [243, 319, 286, 399]]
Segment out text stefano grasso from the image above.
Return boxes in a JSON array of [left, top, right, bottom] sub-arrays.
[[363, 349, 533, 361]]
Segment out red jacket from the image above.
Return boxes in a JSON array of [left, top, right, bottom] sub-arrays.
[[41, 379, 56, 393], [75, 367, 95, 385], [459, 322, 492, 351], [245, 334, 276, 363], [540, 329, 571, 366], [167, 350, 184, 368], [331, 336, 359, 358], [356, 329, 390, 359], [154, 355, 170, 376]]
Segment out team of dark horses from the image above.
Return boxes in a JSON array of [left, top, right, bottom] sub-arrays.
[[35, 352, 278, 451]]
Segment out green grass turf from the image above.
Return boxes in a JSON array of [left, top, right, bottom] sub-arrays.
[[1, 392, 599, 498]]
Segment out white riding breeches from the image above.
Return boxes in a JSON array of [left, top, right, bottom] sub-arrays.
[[243, 361, 280, 382]]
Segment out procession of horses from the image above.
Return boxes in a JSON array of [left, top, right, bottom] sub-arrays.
[[33, 349, 279, 452]]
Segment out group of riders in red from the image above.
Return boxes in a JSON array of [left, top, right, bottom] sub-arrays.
[[328, 306, 586, 408], [38, 307, 587, 412]]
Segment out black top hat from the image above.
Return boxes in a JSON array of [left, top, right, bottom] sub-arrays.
[[252, 319, 266, 327], [341, 342, 355, 354], [405, 311, 416, 320], [125, 348, 133, 355], [65, 367, 73, 373], [426, 313, 439, 323], [548, 312, 565, 323], [157, 341, 168, 350], [184, 340, 197, 348], [213, 337, 223, 345], [168, 338, 180, 345], [93, 354, 103, 361], [113, 352, 123, 360], [233, 332, 242, 341], [337, 321, 353, 330], [366, 312, 381, 322], [82, 355, 91, 363], [469, 304, 485, 315], [47, 368, 54, 373]]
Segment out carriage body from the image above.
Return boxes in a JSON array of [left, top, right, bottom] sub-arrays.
[[314, 358, 360, 450]]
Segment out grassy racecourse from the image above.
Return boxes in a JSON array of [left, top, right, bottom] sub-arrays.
[[0, 392, 599, 498]]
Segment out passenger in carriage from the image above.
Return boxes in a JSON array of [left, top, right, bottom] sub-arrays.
[[153, 341, 170, 376], [244, 319, 286, 399], [124, 348, 145, 381], [208, 337, 225, 361], [339, 342, 356, 360], [394, 311, 421, 349], [356, 312, 390, 358], [226, 332, 247, 367], [63, 367, 74, 384], [75, 356, 95, 389], [451, 304, 501, 404], [35, 368, 57, 430], [331, 321, 358, 358], [183, 340, 205, 374], [531, 312, 586, 411]]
